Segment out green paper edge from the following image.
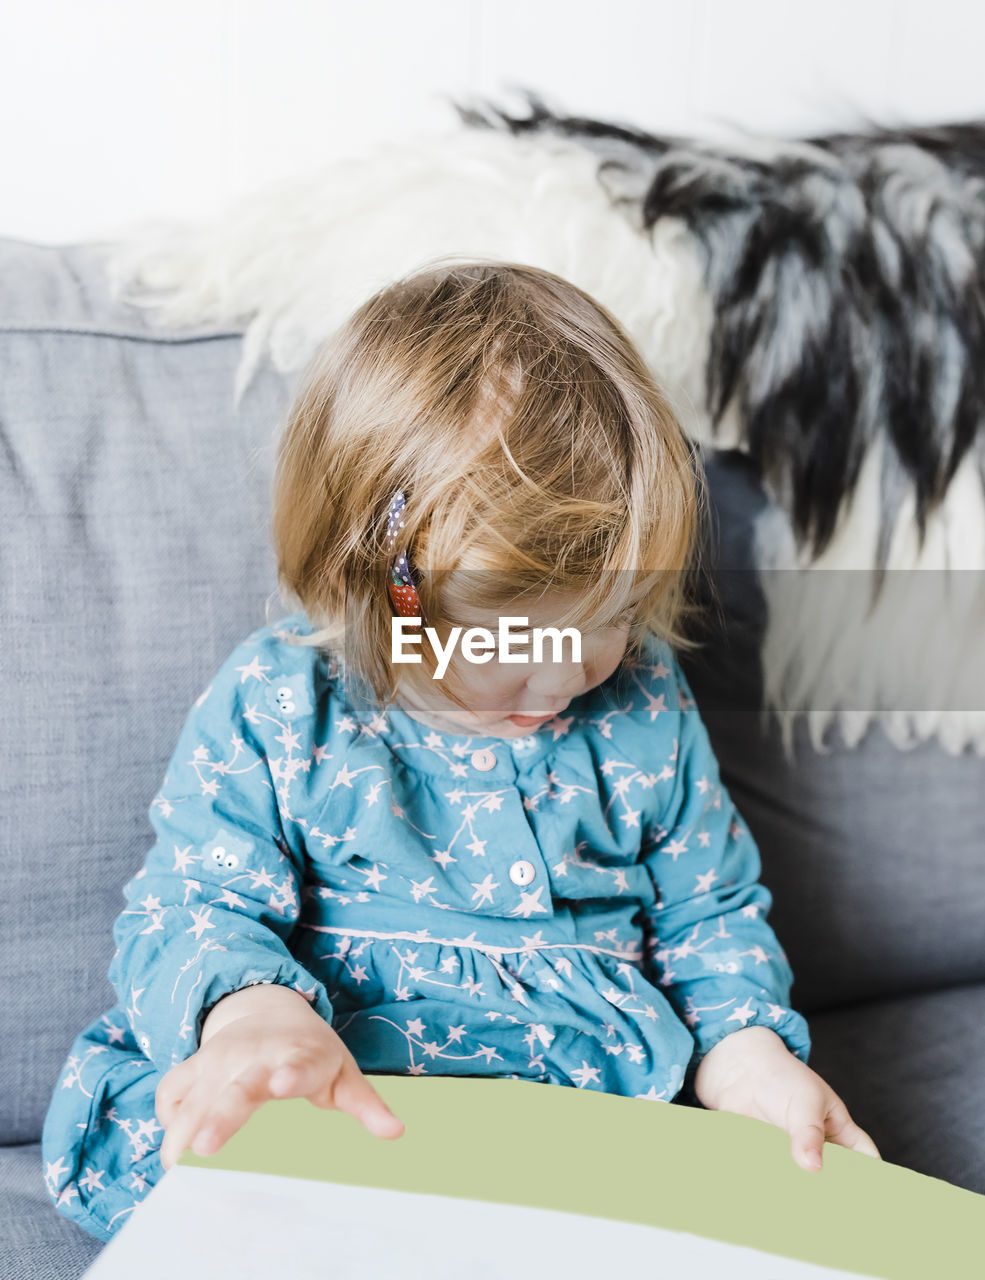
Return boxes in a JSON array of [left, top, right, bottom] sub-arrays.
[[179, 1075, 984, 1278]]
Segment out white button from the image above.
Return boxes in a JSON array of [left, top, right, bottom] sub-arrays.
[[510, 860, 536, 886], [471, 748, 496, 771]]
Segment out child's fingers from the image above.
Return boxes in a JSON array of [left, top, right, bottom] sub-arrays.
[[160, 1082, 217, 1172], [786, 1093, 827, 1171], [160, 1101, 201, 1172], [267, 1048, 330, 1100], [848, 1130, 881, 1159], [268, 1046, 403, 1138], [160, 1069, 258, 1172], [825, 1098, 881, 1159], [325, 1058, 405, 1140], [184, 1066, 274, 1160], [155, 1085, 182, 1131], [263, 1046, 350, 1102], [155, 1059, 196, 1129]]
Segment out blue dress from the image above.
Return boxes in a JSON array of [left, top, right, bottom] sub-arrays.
[[42, 612, 810, 1240]]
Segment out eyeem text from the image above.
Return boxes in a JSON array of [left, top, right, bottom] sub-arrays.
[[391, 616, 582, 679]]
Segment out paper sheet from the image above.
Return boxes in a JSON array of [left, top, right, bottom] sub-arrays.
[[84, 1165, 870, 1280]]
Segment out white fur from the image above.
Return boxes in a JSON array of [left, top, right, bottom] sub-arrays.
[[107, 129, 712, 426], [758, 435, 985, 756]]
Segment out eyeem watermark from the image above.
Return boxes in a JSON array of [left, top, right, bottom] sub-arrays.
[[392, 616, 581, 679]]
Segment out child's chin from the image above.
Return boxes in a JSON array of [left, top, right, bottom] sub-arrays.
[[442, 712, 553, 739], [463, 716, 537, 739], [498, 723, 539, 738]]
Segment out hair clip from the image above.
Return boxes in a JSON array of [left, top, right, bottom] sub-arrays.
[[384, 490, 426, 625]]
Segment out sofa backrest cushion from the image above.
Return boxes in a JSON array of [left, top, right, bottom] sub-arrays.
[[0, 239, 294, 1142], [681, 450, 985, 1014]]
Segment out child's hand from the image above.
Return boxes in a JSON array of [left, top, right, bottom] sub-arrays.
[[155, 984, 404, 1170], [693, 1025, 880, 1172]]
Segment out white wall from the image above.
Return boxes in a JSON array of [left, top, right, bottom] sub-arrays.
[[1, 0, 982, 243]]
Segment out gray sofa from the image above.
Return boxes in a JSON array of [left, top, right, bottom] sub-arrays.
[[3, 236, 983, 1279]]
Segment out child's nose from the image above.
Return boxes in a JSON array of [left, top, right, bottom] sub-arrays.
[[524, 656, 589, 702]]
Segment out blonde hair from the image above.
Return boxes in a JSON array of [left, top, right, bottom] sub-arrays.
[[268, 256, 707, 709]]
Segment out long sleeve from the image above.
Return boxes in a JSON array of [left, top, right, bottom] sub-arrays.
[[107, 635, 334, 1075], [637, 651, 811, 1073]]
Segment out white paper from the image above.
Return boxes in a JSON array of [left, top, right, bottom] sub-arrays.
[[83, 1165, 872, 1280]]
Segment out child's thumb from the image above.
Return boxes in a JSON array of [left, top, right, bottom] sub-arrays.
[[332, 1060, 405, 1139]]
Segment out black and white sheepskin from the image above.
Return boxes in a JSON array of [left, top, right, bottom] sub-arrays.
[[104, 91, 985, 755], [459, 95, 985, 564]]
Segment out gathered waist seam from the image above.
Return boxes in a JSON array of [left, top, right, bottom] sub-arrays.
[[299, 922, 643, 963]]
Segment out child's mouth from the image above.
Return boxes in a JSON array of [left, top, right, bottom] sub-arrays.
[[506, 712, 558, 727]]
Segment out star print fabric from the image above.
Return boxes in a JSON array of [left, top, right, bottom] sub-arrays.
[[42, 612, 809, 1240]]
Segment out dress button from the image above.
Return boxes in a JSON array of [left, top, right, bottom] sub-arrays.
[[471, 748, 496, 771], [510, 860, 536, 886]]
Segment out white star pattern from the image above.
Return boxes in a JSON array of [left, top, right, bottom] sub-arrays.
[[726, 999, 756, 1027], [570, 1061, 602, 1088], [509, 887, 549, 917], [471, 874, 499, 906], [234, 655, 271, 684]]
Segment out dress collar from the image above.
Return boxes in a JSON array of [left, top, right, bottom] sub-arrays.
[[276, 611, 628, 781]]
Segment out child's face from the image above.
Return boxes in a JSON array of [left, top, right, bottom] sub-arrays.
[[394, 593, 632, 739]]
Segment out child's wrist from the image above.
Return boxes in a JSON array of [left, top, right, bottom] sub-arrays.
[[693, 1026, 789, 1108], [199, 982, 314, 1046]]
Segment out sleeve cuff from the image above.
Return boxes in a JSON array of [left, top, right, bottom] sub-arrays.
[[680, 996, 812, 1100], [117, 935, 335, 1073]]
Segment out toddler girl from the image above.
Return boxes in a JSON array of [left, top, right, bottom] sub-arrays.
[[43, 259, 878, 1242]]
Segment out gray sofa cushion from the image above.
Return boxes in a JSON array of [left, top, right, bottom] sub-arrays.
[[0, 238, 295, 1143], [2, 1145, 104, 1279]]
